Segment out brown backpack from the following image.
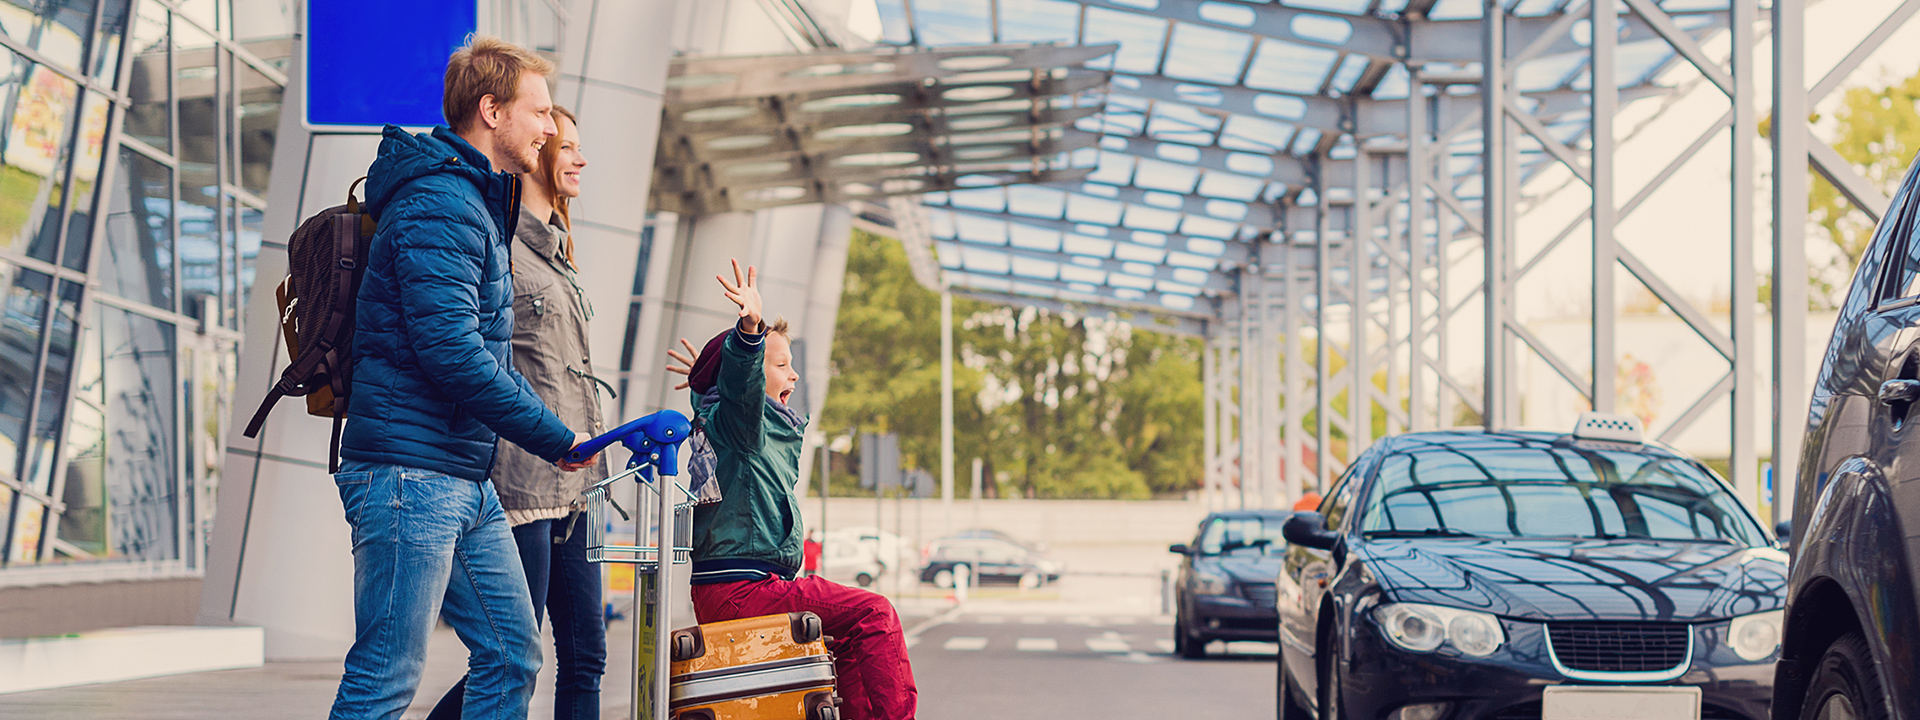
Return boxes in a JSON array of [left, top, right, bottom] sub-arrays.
[[241, 179, 377, 471]]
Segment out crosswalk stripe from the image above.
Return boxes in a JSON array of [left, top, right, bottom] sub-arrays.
[[1154, 639, 1175, 653], [944, 637, 989, 651], [1016, 637, 1058, 652], [1085, 637, 1130, 653]]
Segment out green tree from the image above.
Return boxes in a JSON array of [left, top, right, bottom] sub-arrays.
[[1794, 71, 1920, 306], [820, 229, 1204, 499]]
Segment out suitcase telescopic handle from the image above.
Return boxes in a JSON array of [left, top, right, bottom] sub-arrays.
[[567, 409, 692, 474]]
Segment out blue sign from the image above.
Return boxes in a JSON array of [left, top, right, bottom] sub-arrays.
[[306, 0, 477, 129]]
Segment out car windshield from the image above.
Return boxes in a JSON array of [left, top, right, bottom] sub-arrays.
[[1200, 516, 1286, 555], [1357, 441, 1766, 546]]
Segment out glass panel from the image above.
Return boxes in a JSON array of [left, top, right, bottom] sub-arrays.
[[237, 200, 259, 308], [1082, 8, 1167, 75], [236, 63, 278, 197], [20, 280, 79, 493], [912, 0, 992, 45], [220, 194, 235, 328], [0, 262, 52, 479], [233, 0, 294, 44], [124, 0, 167, 152], [7, 496, 46, 565], [97, 304, 177, 561], [58, 304, 104, 560], [176, 22, 219, 324], [0, 0, 94, 71], [174, 0, 221, 38], [0, 58, 79, 262], [1196, 515, 1285, 555], [100, 147, 173, 309], [93, 0, 133, 84], [61, 91, 110, 271], [998, 0, 1079, 43]]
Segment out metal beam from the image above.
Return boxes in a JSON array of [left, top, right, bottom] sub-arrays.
[[947, 270, 1218, 315], [935, 205, 1255, 263], [950, 287, 1213, 336], [934, 238, 1238, 293]]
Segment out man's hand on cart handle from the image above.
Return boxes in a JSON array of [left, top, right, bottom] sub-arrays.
[[556, 432, 598, 471], [666, 337, 698, 390]]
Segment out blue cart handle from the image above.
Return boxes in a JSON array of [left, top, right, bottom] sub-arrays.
[[567, 410, 692, 476]]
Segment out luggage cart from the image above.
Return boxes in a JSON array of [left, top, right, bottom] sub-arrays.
[[571, 411, 693, 720]]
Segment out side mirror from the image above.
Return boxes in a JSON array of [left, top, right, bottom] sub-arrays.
[[1774, 519, 1793, 550], [1283, 511, 1339, 551], [1168, 543, 1190, 555]]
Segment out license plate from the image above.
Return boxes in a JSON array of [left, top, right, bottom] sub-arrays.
[[1542, 685, 1701, 720]]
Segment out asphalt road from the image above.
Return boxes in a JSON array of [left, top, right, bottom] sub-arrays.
[[908, 609, 1278, 720]]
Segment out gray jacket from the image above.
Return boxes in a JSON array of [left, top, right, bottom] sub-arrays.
[[494, 206, 610, 513]]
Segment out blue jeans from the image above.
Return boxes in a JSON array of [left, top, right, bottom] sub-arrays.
[[425, 514, 606, 720], [330, 460, 541, 720]]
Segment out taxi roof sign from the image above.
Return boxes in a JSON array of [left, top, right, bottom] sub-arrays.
[[1572, 412, 1644, 443]]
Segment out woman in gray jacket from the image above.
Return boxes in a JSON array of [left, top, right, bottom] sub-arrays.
[[428, 106, 610, 720]]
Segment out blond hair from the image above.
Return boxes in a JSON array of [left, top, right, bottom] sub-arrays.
[[536, 105, 579, 243], [443, 35, 554, 132]]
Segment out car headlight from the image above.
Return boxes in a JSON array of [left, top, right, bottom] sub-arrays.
[[1374, 603, 1506, 657], [1192, 569, 1232, 595], [1727, 610, 1783, 661]]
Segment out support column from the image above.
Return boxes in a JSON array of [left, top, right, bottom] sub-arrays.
[[1771, 0, 1808, 526], [1352, 151, 1373, 453], [1592, 0, 1618, 414], [1482, 0, 1509, 430], [1238, 270, 1257, 509], [1284, 244, 1307, 499], [1314, 163, 1334, 488], [1406, 73, 1429, 431], [1203, 332, 1219, 509], [1730, 0, 1759, 503]]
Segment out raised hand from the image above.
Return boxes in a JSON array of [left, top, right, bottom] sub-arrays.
[[716, 259, 763, 334], [666, 337, 699, 390]]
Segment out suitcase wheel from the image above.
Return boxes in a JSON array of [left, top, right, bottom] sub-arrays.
[[789, 611, 824, 644], [804, 690, 839, 720], [670, 628, 705, 662]]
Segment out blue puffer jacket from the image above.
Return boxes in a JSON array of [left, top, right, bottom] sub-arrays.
[[338, 125, 574, 481]]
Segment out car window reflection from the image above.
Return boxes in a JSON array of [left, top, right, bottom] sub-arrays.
[[1359, 442, 1765, 546], [1199, 517, 1285, 555]]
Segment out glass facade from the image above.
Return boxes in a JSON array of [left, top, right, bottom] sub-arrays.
[[0, 0, 287, 578]]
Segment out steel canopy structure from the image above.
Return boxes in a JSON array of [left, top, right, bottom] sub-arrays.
[[854, 0, 1906, 524]]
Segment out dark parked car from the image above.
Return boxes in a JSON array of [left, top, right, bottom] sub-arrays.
[[919, 535, 1061, 588], [1776, 177, 1920, 720], [1279, 416, 1787, 720], [1168, 509, 1290, 659]]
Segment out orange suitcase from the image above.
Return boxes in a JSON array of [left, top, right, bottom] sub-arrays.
[[668, 612, 840, 720]]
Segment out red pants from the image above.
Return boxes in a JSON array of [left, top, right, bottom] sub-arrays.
[[691, 577, 918, 720]]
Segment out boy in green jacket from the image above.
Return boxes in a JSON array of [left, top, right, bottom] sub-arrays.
[[671, 260, 919, 720]]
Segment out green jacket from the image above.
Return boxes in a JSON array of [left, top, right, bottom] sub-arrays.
[[690, 332, 808, 577]]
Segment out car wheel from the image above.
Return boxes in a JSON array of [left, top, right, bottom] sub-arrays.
[[932, 569, 954, 589], [1798, 631, 1892, 720], [854, 572, 874, 588], [1175, 605, 1207, 659], [1277, 653, 1310, 720], [1318, 632, 1344, 720]]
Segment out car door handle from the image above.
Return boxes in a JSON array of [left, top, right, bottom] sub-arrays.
[[1880, 379, 1920, 405]]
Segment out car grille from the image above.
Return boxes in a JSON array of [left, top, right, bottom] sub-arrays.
[[1240, 583, 1278, 608], [1546, 622, 1690, 673]]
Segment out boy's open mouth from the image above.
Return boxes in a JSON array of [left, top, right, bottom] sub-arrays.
[[779, 389, 792, 404]]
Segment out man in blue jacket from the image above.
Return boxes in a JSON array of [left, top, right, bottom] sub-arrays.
[[329, 36, 597, 720]]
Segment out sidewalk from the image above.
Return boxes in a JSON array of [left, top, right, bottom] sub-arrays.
[[0, 604, 953, 720]]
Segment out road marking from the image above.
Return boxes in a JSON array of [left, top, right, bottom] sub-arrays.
[[904, 604, 966, 647], [906, 636, 918, 649], [1085, 637, 1130, 653], [1154, 639, 1175, 653], [944, 637, 988, 651], [974, 615, 1005, 624], [1016, 637, 1058, 652], [1113, 651, 1159, 663], [1020, 616, 1047, 624]]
